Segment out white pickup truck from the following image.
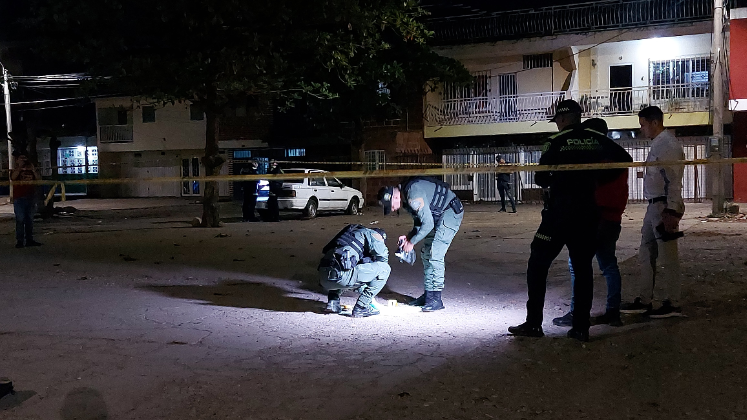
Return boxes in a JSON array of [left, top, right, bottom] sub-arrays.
[[255, 169, 363, 218]]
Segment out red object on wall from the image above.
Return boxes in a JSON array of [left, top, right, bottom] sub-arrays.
[[731, 19, 747, 104], [733, 112, 747, 202]]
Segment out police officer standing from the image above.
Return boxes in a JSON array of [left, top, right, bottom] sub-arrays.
[[240, 160, 259, 222], [266, 160, 283, 222], [495, 155, 516, 213], [318, 224, 391, 317], [508, 100, 627, 341], [378, 177, 463, 312]]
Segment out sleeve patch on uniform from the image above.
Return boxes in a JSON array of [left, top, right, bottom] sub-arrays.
[[409, 198, 425, 211]]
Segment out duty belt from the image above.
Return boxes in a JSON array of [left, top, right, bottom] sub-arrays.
[[648, 196, 667, 204]]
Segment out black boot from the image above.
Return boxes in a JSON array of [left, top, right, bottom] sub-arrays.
[[508, 322, 544, 337], [407, 293, 426, 307], [325, 290, 341, 314], [421, 290, 445, 312]]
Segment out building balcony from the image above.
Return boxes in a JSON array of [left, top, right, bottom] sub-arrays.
[[428, 0, 714, 45], [99, 125, 134, 143], [424, 84, 711, 137]]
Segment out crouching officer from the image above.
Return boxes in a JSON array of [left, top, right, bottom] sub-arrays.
[[378, 177, 463, 312], [318, 224, 391, 317]]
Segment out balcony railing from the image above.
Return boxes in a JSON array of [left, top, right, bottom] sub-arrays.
[[425, 84, 709, 126], [99, 125, 134, 143], [429, 0, 713, 44]]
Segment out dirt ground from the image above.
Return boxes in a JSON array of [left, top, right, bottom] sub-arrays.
[[0, 198, 746, 419]]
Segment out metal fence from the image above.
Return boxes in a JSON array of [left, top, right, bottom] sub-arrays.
[[443, 136, 732, 204], [426, 85, 710, 127], [429, 0, 713, 44]]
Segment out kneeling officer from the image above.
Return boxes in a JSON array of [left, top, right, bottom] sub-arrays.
[[318, 224, 391, 317]]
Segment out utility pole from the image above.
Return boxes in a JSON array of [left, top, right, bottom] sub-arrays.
[[710, 0, 725, 215], [2, 67, 13, 200]]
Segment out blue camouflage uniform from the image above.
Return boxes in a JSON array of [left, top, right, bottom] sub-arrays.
[[318, 225, 390, 306], [401, 177, 464, 291]]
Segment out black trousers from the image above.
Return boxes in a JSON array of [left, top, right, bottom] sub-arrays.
[[267, 195, 280, 222], [242, 193, 257, 220], [526, 210, 598, 331], [498, 181, 515, 211]]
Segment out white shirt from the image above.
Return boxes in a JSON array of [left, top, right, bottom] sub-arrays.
[[643, 129, 685, 214]]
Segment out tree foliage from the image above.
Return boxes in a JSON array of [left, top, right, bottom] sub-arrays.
[[29, 0, 470, 224]]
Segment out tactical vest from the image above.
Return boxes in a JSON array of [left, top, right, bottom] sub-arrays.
[[402, 177, 463, 225], [322, 224, 366, 261]]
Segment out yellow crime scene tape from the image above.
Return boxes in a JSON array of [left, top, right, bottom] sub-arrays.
[[0, 157, 743, 187]]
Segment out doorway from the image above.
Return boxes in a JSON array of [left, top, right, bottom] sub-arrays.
[[610, 64, 633, 113], [181, 157, 201, 196]]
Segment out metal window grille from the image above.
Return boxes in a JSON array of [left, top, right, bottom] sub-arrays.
[[523, 53, 553, 70], [364, 150, 386, 171], [443, 70, 491, 101], [285, 148, 306, 157], [650, 55, 710, 100]]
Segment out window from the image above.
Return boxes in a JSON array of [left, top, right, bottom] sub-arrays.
[[309, 177, 326, 187], [326, 178, 343, 188], [650, 56, 710, 99], [142, 106, 156, 123], [442, 70, 491, 101], [523, 53, 553, 70], [98, 107, 132, 126], [57, 146, 98, 175], [190, 103, 204, 121], [233, 150, 252, 159], [285, 148, 306, 157]]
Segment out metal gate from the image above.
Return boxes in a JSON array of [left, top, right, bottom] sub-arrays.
[[443, 136, 732, 203]]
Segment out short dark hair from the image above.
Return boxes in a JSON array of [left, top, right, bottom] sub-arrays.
[[638, 106, 664, 123]]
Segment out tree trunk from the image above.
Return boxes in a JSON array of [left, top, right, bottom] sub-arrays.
[[200, 101, 224, 227]]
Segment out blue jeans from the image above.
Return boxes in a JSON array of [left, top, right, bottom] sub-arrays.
[[14, 197, 36, 244], [568, 219, 622, 313]]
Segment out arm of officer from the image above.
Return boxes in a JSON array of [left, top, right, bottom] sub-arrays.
[[535, 140, 556, 188], [369, 231, 389, 263], [407, 186, 434, 245]]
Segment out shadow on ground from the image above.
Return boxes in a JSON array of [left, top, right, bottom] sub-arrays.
[[140, 280, 322, 313], [60, 387, 108, 420], [0, 390, 37, 411]]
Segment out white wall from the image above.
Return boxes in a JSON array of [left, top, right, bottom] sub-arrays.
[[95, 97, 206, 153], [591, 34, 712, 91]]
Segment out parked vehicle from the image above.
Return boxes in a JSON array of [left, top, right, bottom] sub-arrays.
[[256, 169, 363, 218]]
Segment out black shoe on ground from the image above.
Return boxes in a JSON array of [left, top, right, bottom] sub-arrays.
[[567, 328, 589, 342], [352, 303, 380, 318], [620, 298, 652, 314], [26, 240, 42, 247], [324, 300, 341, 314], [422, 290, 445, 312], [647, 301, 684, 319], [15, 242, 24, 248], [508, 322, 544, 337], [498, 208, 507, 212], [407, 293, 426, 307], [594, 310, 623, 327], [552, 311, 574, 327], [509, 210, 517, 213]]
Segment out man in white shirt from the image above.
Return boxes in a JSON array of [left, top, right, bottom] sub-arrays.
[[621, 106, 685, 318]]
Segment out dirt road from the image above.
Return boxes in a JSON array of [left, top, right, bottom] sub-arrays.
[[1, 200, 745, 419]]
